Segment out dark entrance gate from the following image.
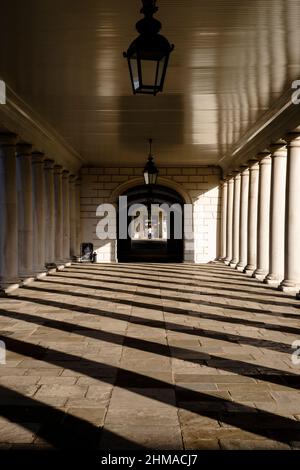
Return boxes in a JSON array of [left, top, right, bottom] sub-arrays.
[[117, 185, 184, 263]]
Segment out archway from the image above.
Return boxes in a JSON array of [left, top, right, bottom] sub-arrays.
[[117, 184, 184, 263]]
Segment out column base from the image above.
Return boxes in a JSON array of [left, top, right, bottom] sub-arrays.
[[278, 280, 300, 293], [47, 268, 57, 274], [264, 274, 281, 287], [46, 262, 57, 269], [252, 269, 268, 281], [19, 271, 35, 286], [21, 277, 35, 286], [224, 258, 231, 266], [236, 263, 246, 272], [35, 271, 48, 280], [0, 282, 20, 295], [244, 265, 256, 276], [56, 264, 65, 271], [64, 262, 72, 267], [45, 262, 57, 274], [229, 261, 238, 268]]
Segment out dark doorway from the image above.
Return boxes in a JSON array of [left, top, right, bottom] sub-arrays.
[[117, 185, 184, 263]]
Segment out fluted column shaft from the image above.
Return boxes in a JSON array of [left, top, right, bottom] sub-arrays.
[[16, 144, 34, 282], [70, 176, 77, 260], [236, 167, 249, 271], [219, 180, 227, 260], [0, 133, 19, 293], [244, 161, 259, 275], [230, 173, 241, 267], [265, 143, 287, 286], [62, 170, 71, 264], [253, 153, 272, 279], [32, 152, 46, 276], [44, 160, 56, 268], [75, 178, 81, 259], [224, 177, 234, 264], [280, 133, 300, 292], [54, 165, 64, 267]]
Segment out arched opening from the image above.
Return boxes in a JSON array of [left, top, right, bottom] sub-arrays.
[[117, 184, 184, 263]]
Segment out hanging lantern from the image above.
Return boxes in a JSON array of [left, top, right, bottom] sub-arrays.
[[143, 138, 159, 185], [123, 0, 174, 96]]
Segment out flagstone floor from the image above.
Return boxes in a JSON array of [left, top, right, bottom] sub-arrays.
[[0, 262, 300, 450]]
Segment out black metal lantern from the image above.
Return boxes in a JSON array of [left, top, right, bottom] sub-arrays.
[[123, 0, 174, 96], [143, 138, 159, 185]]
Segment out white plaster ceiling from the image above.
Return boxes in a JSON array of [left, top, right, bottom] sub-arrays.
[[0, 0, 299, 168]]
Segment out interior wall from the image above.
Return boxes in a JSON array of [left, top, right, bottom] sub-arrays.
[[80, 166, 221, 263]]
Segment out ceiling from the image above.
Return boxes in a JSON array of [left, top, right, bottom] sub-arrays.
[[1, 0, 300, 169]]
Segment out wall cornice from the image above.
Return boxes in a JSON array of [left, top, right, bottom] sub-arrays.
[[0, 85, 85, 172]]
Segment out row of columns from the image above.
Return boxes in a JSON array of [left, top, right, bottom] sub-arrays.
[[220, 129, 300, 298], [0, 133, 81, 294]]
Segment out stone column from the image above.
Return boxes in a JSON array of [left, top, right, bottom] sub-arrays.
[[224, 176, 234, 265], [244, 160, 259, 275], [44, 160, 56, 271], [54, 165, 64, 269], [236, 167, 249, 271], [0, 133, 19, 293], [219, 179, 227, 260], [69, 175, 77, 260], [265, 142, 287, 286], [32, 152, 47, 277], [75, 178, 81, 260], [280, 132, 300, 292], [16, 143, 34, 284], [230, 172, 241, 267], [62, 170, 71, 265], [253, 152, 272, 280]]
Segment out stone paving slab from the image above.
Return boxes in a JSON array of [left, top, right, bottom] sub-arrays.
[[0, 262, 299, 449]]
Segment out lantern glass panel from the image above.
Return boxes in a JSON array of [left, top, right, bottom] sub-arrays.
[[155, 56, 167, 88], [152, 171, 158, 185], [140, 59, 158, 88], [129, 57, 140, 91], [144, 171, 149, 185]]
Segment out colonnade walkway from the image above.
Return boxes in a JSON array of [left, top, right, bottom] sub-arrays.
[[0, 263, 300, 450]]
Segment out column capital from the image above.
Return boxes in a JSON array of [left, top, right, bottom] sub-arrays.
[[270, 140, 287, 158], [225, 172, 233, 180], [69, 174, 77, 184], [259, 154, 272, 165], [240, 165, 249, 176], [62, 169, 70, 179], [257, 150, 271, 163], [0, 132, 18, 147], [233, 171, 241, 180], [31, 152, 45, 164], [248, 159, 259, 170], [44, 159, 55, 170], [54, 165, 63, 175], [75, 177, 81, 187], [16, 143, 32, 156], [285, 131, 300, 147]]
